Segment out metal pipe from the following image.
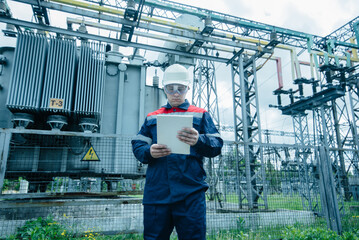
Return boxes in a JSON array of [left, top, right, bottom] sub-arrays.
[[138, 66, 146, 130], [0, 16, 230, 63], [49, 0, 199, 32], [67, 17, 250, 55], [116, 71, 125, 134], [51, 0, 300, 52], [67, 17, 325, 72], [275, 57, 283, 90]]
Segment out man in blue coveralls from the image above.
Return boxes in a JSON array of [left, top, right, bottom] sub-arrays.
[[132, 64, 223, 240]]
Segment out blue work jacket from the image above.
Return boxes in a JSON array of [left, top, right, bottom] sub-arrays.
[[131, 100, 223, 204]]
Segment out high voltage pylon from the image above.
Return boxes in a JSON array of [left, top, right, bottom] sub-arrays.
[[192, 48, 221, 202]]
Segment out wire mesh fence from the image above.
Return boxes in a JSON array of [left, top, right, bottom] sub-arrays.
[[1, 129, 359, 239]]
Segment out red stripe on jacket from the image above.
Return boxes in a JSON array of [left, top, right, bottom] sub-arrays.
[[147, 105, 206, 117]]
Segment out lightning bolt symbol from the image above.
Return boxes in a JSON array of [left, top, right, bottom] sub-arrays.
[[89, 149, 94, 159]]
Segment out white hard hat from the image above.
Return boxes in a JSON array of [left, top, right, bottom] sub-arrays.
[[162, 64, 191, 86]]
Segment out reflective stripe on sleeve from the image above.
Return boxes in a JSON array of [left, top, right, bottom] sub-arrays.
[[205, 133, 221, 138], [132, 134, 153, 145]]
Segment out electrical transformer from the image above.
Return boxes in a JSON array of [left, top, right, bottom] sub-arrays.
[[0, 33, 166, 191]]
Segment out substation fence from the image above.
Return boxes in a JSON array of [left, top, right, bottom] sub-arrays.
[[0, 130, 359, 238]]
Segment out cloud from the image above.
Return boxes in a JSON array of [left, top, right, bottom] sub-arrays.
[[280, 3, 320, 35]]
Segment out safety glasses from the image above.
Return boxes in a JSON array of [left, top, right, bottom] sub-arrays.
[[164, 84, 189, 95]]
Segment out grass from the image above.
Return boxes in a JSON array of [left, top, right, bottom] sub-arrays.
[[126, 193, 307, 211], [262, 194, 304, 210], [218, 193, 359, 212], [218, 193, 310, 210]]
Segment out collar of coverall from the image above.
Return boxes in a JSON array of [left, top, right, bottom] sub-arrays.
[[162, 99, 190, 110]]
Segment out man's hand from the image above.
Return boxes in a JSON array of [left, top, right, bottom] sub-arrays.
[[150, 144, 171, 158], [177, 127, 199, 146]]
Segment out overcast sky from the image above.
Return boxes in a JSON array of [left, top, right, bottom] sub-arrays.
[[1, 0, 358, 140]]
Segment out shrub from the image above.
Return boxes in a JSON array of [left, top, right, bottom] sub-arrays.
[[7, 216, 71, 240], [341, 230, 359, 240], [282, 226, 359, 240]]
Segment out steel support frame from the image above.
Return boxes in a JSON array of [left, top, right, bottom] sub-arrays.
[[325, 16, 359, 44], [313, 105, 345, 215], [348, 86, 359, 176], [314, 54, 354, 206], [330, 97, 352, 201], [130, 0, 356, 51], [192, 49, 221, 202], [11, 0, 263, 53], [0, 16, 230, 63], [292, 113, 319, 212], [0, 131, 12, 192], [192, 49, 220, 129], [318, 57, 355, 202], [280, 147, 298, 196], [12, 0, 359, 54], [317, 146, 342, 234], [231, 54, 267, 210]]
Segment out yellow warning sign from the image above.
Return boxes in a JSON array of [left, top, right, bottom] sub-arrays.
[[82, 146, 100, 161]]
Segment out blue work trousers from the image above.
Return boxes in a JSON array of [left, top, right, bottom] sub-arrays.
[[143, 190, 206, 240]]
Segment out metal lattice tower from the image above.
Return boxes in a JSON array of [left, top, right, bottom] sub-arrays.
[[192, 49, 221, 201], [348, 84, 359, 177], [330, 96, 353, 201], [314, 55, 353, 202], [313, 104, 345, 214], [192, 50, 220, 129], [292, 113, 319, 212], [280, 147, 298, 196], [323, 16, 359, 54], [313, 56, 346, 212], [231, 54, 268, 210], [339, 56, 359, 179]]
